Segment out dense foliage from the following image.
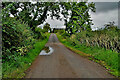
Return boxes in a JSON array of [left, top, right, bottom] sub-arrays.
[[2, 2, 51, 78], [2, 2, 95, 62], [63, 2, 95, 35], [3, 34, 50, 78], [2, 2, 61, 31], [2, 17, 36, 62], [2, 2, 95, 33]]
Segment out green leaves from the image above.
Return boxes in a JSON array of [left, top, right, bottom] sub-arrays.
[[65, 2, 96, 35], [72, 16, 78, 20], [2, 2, 95, 34], [2, 17, 35, 61], [88, 2, 96, 12], [2, 2, 96, 61]]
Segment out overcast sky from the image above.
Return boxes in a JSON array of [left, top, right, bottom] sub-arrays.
[[90, 2, 118, 30], [40, 2, 119, 30]]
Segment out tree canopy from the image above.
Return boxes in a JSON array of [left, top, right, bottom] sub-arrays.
[[2, 2, 95, 34]]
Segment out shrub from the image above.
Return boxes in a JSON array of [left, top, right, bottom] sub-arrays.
[[2, 17, 35, 62], [34, 27, 46, 39]]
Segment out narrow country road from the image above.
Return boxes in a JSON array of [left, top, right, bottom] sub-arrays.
[[25, 33, 114, 78]]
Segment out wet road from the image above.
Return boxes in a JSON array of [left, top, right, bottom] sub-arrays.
[[25, 34, 114, 78]]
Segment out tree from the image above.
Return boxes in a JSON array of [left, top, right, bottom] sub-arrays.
[[63, 2, 96, 35], [2, 2, 95, 34], [2, 2, 61, 31], [43, 23, 51, 32]]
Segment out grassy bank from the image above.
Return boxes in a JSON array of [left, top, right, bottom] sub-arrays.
[[56, 33, 119, 77], [2, 33, 50, 78]]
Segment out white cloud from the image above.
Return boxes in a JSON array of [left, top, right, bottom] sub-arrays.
[[45, 16, 65, 28], [88, 0, 120, 2]]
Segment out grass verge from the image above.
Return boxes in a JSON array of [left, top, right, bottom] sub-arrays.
[[56, 33, 119, 77], [2, 33, 50, 78]]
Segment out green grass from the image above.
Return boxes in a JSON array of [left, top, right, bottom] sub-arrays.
[[2, 33, 50, 78], [0, 62, 1, 79], [56, 33, 119, 77]]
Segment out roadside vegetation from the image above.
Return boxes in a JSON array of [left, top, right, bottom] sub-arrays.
[[2, 3, 51, 78], [2, 1, 119, 78], [56, 23, 120, 77], [2, 34, 50, 78], [2, 16, 50, 78]]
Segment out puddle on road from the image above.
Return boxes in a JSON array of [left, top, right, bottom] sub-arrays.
[[43, 47, 50, 53], [39, 46, 54, 56]]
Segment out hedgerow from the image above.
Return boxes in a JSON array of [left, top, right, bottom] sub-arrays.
[[2, 17, 36, 62]]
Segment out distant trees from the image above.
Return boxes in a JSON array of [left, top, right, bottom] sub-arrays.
[[43, 23, 51, 32], [104, 21, 117, 29]]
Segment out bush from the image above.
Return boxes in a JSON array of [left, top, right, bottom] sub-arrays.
[[2, 17, 50, 78], [34, 27, 46, 39], [2, 17, 35, 62], [2, 36, 50, 78]]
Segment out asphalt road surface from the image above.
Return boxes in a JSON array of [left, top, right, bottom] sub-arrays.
[[25, 34, 114, 78]]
